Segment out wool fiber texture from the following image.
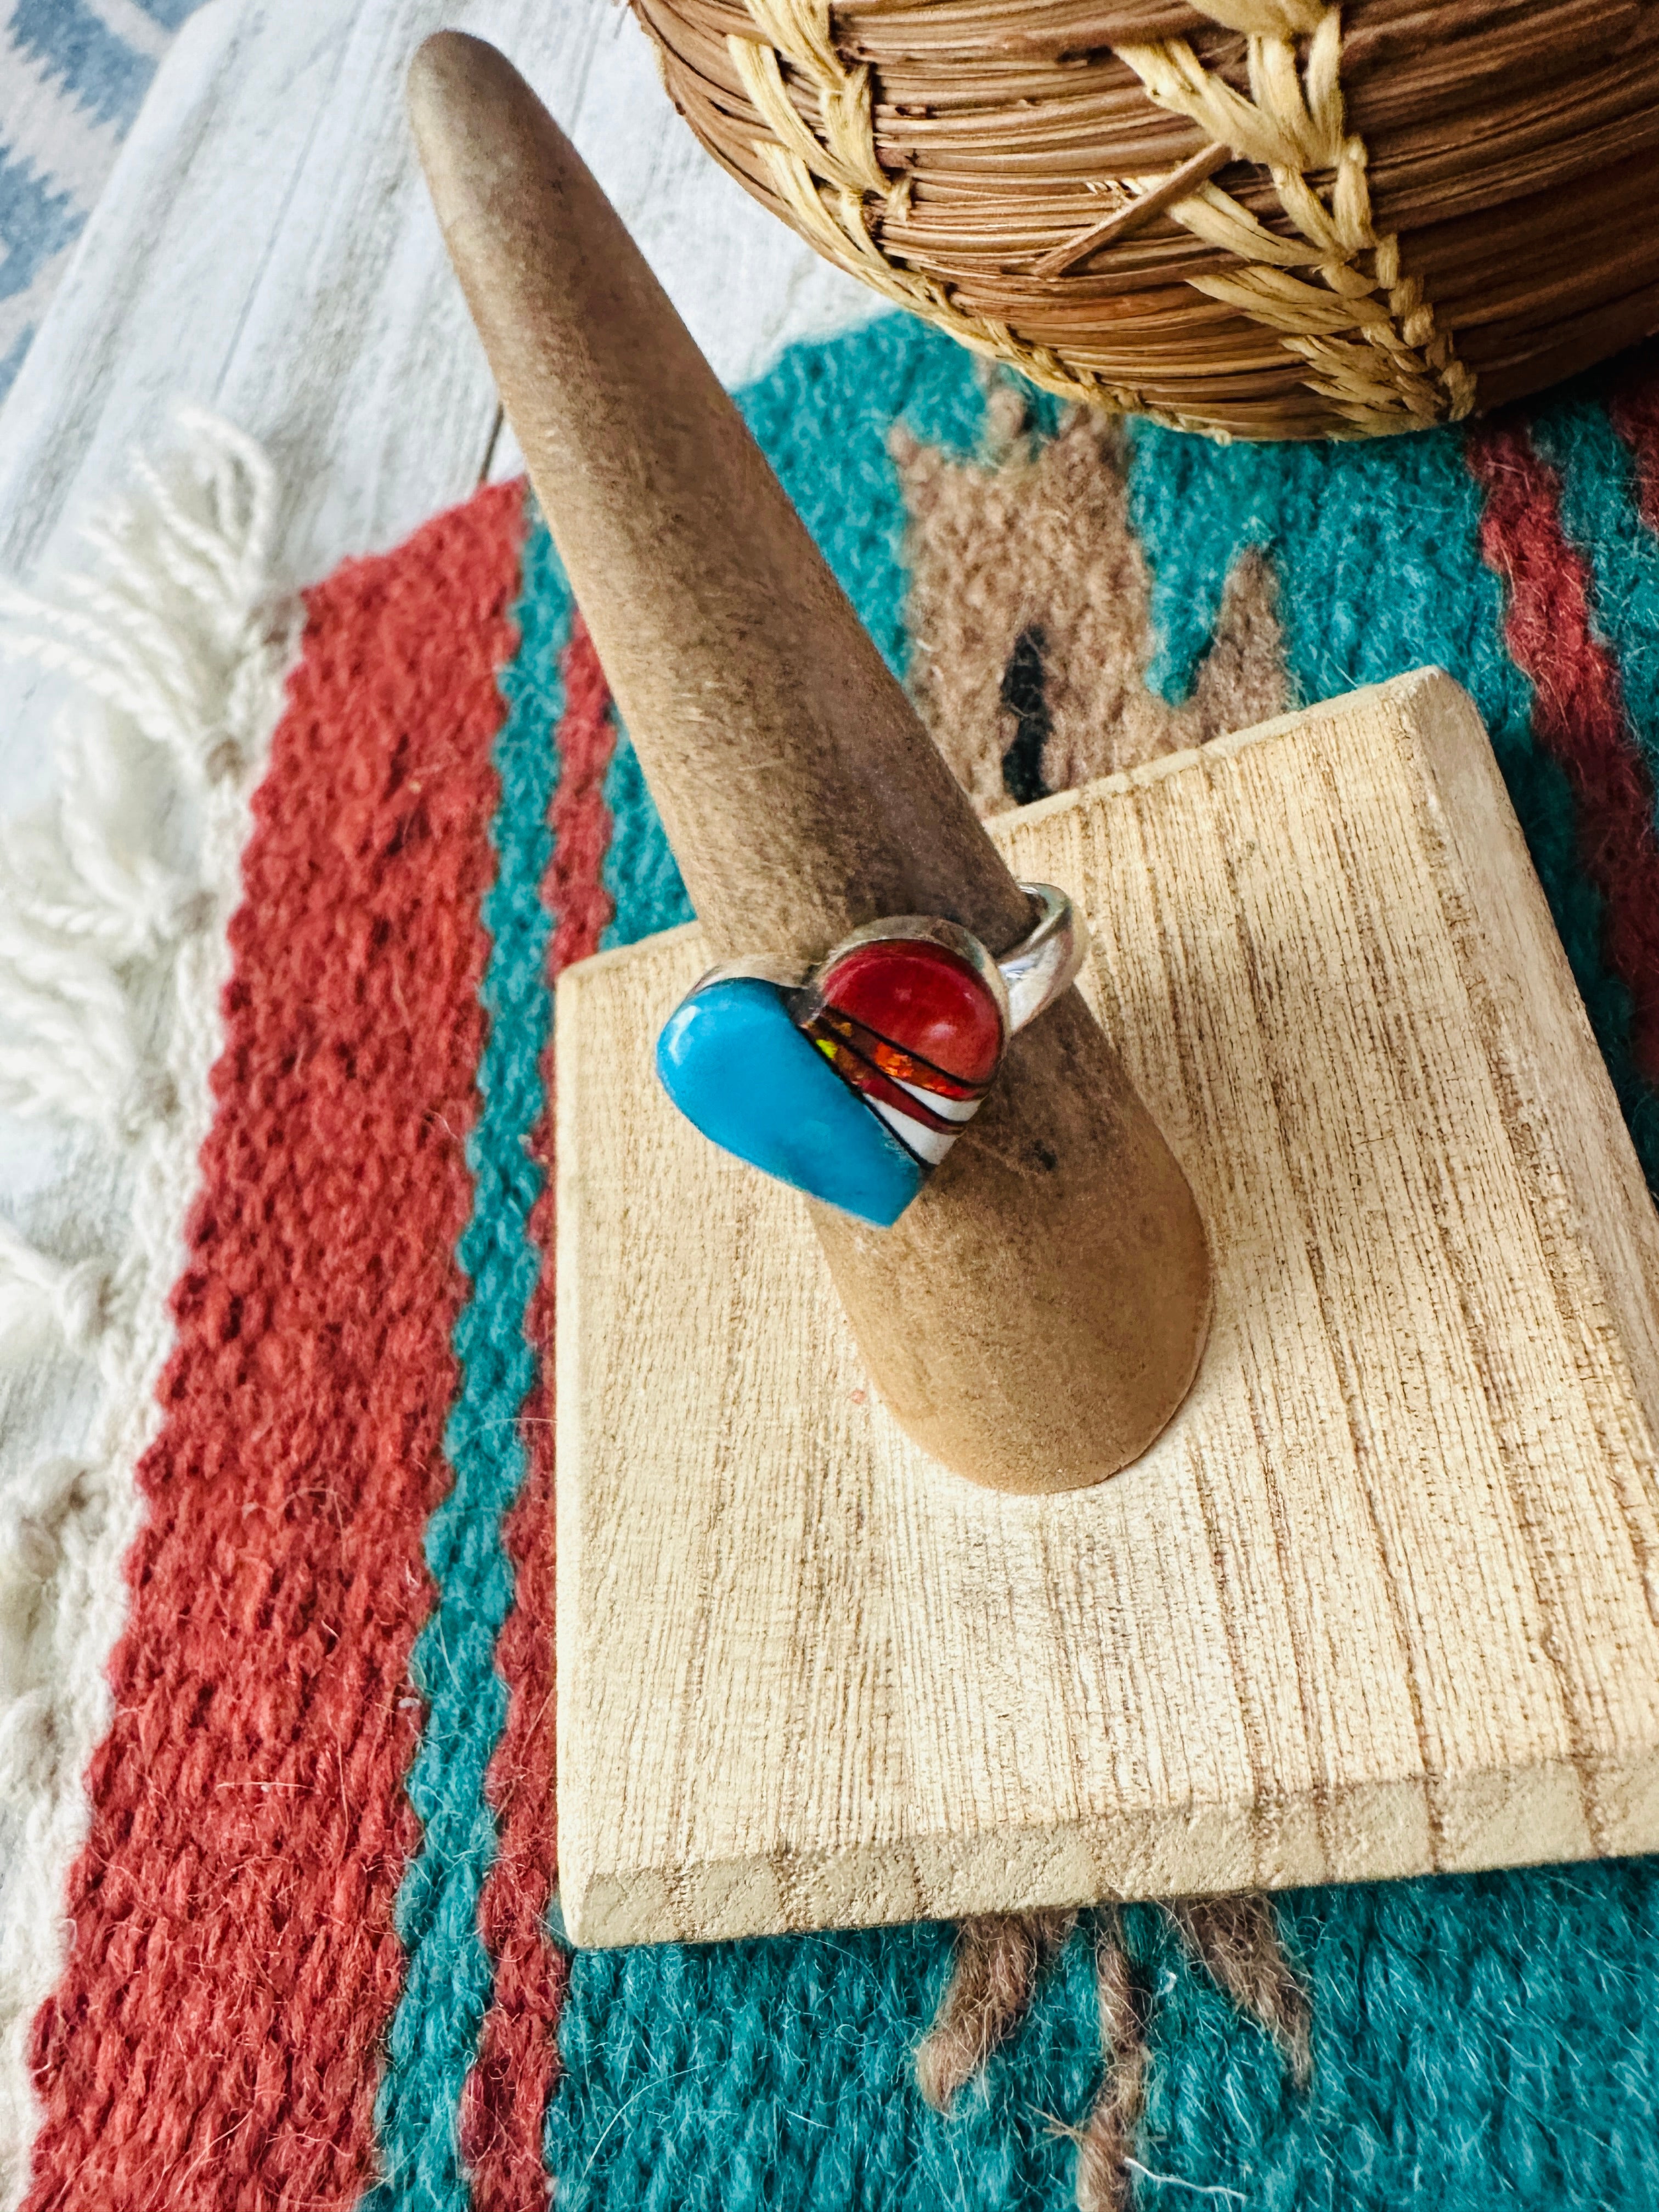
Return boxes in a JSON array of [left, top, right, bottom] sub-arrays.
[[8, 312, 1659, 2210]]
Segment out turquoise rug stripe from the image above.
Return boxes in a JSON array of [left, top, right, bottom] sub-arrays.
[[599, 732, 691, 952], [549, 1922, 1105, 2212], [366, 505, 571, 2211], [1137, 1858, 1659, 2208], [551, 1860, 1659, 2210]]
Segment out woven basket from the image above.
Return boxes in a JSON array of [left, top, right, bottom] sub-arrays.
[[631, 0, 1659, 439]]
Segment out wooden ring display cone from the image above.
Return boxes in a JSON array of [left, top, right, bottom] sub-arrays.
[[407, 31, 1212, 1497], [408, 37, 1659, 1951]]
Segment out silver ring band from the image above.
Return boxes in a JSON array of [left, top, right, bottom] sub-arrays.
[[999, 883, 1086, 1033]]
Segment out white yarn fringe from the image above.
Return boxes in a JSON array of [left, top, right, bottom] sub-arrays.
[[0, 412, 298, 2202]]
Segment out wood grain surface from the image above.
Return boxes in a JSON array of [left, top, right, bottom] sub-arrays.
[[556, 669, 1659, 1946]]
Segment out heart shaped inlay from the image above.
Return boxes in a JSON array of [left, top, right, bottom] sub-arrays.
[[656, 929, 1008, 1228], [797, 936, 1005, 1170], [656, 973, 926, 1226]]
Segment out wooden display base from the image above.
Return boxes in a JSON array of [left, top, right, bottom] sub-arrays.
[[555, 671, 1659, 1949]]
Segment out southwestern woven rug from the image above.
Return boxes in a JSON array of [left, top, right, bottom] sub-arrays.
[[3, 311, 1659, 2208]]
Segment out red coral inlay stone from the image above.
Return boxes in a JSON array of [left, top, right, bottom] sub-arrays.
[[813, 939, 1004, 1091]]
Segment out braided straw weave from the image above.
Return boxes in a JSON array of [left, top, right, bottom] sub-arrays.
[[633, 0, 1659, 439]]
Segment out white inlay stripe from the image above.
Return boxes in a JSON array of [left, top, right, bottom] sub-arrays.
[[896, 1075, 979, 1123], [871, 1097, 962, 1167]]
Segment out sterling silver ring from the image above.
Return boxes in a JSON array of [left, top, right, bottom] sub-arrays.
[[655, 883, 1087, 1228], [996, 882, 1086, 1032]]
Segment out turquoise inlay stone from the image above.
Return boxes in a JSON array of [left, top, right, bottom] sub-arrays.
[[656, 975, 924, 1228]]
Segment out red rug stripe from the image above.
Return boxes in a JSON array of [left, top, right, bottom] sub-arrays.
[[23, 482, 526, 2212], [1467, 419, 1659, 1089], [1610, 366, 1659, 532], [460, 613, 616, 2212]]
